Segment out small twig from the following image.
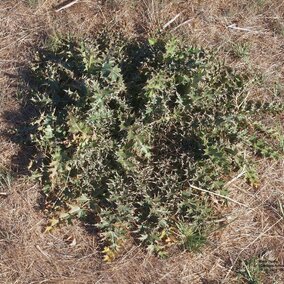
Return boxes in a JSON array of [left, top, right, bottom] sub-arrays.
[[278, 199, 284, 218], [225, 170, 246, 187], [35, 245, 50, 259], [189, 184, 249, 208], [227, 24, 261, 33], [55, 0, 79, 13], [172, 18, 194, 31], [0, 192, 9, 197], [163, 13, 182, 30]]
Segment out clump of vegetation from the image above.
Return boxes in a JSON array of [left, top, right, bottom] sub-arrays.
[[27, 33, 283, 258], [237, 257, 267, 284], [0, 167, 12, 193]]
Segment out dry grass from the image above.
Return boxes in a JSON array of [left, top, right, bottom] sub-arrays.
[[0, 0, 283, 283]]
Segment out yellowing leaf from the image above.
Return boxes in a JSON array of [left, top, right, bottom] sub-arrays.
[[159, 229, 167, 240], [44, 218, 59, 233], [102, 246, 116, 263]]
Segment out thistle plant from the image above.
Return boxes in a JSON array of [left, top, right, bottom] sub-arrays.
[[27, 33, 283, 258]]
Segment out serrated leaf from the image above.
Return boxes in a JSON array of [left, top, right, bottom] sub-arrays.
[[102, 246, 116, 263], [59, 212, 70, 219], [76, 194, 90, 203], [68, 204, 81, 215]]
